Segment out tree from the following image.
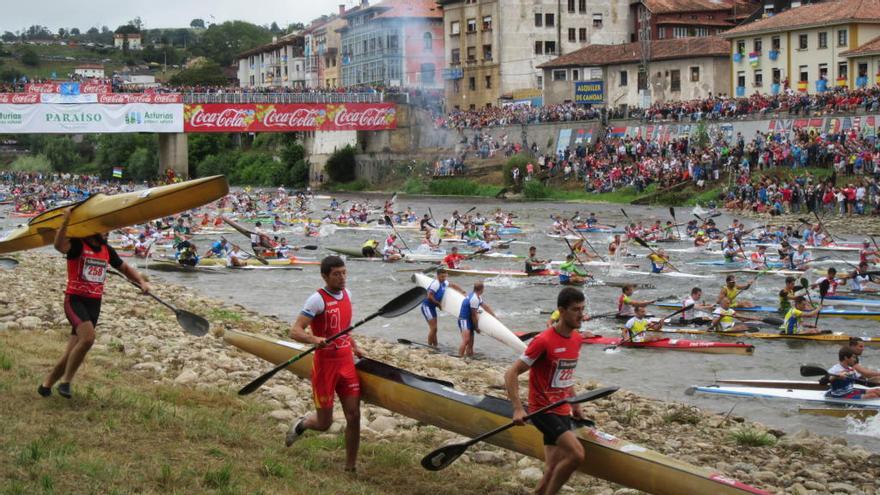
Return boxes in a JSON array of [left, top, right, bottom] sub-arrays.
[[43, 136, 80, 172], [1, 31, 17, 42], [20, 48, 39, 67], [168, 61, 227, 86], [128, 17, 144, 31], [269, 22, 281, 34], [191, 21, 272, 67], [70, 28, 80, 36], [190, 18, 206, 29], [324, 145, 357, 183], [115, 24, 139, 35], [57, 28, 67, 38]]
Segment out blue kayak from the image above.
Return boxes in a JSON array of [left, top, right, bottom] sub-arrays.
[[689, 260, 784, 268], [653, 301, 880, 320]]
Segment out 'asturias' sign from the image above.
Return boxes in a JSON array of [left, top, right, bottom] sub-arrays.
[[574, 80, 604, 104]]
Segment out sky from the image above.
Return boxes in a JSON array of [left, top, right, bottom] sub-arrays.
[[0, 0, 358, 33]]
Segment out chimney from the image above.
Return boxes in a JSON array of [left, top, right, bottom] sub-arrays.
[[339, 4, 346, 14]]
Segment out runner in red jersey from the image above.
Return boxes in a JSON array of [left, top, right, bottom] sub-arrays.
[[40, 207, 150, 399], [286, 255, 362, 473], [505, 287, 590, 495]]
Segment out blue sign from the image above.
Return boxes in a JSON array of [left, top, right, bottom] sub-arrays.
[[443, 68, 463, 80], [574, 80, 604, 104]]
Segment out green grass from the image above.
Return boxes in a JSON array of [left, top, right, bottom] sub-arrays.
[[0, 351, 12, 370], [661, 406, 702, 426], [728, 426, 777, 447], [209, 308, 243, 322], [329, 179, 369, 192], [684, 187, 724, 206], [427, 178, 503, 197]]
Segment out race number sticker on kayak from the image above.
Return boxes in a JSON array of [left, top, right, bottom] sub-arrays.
[[82, 257, 108, 283], [551, 359, 577, 388]]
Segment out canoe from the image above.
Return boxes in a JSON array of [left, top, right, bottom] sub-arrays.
[[224, 329, 769, 495], [0, 176, 229, 254], [649, 325, 880, 346], [689, 384, 880, 409], [582, 336, 754, 355], [221, 216, 274, 249], [653, 301, 880, 321], [612, 269, 714, 280], [327, 246, 447, 262], [717, 379, 830, 391], [446, 268, 559, 278], [196, 257, 319, 267], [412, 272, 525, 353], [716, 268, 806, 276]]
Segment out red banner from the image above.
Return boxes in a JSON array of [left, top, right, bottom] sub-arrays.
[[0, 93, 40, 104], [25, 82, 111, 94], [98, 93, 182, 104], [183, 103, 397, 132]]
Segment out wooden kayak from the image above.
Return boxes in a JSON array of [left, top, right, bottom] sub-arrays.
[[0, 176, 229, 254], [583, 336, 754, 355], [224, 330, 769, 495]]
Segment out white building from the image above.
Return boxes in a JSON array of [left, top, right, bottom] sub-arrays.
[[113, 33, 142, 50], [74, 64, 105, 79], [237, 34, 307, 89], [721, 0, 880, 95]]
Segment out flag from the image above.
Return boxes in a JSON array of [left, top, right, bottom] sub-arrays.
[[112, 167, 123, 178]]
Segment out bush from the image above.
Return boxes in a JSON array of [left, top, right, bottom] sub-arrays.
[[126, 147, 159, 181], [8, 154, 51, 173], [188, 134, 232, 167], [20, 48, 39, 66], [427, 178, 501, 196], [196, 152, 239, 179], [331, 179, 368, 191], [522, 180, 550, 199], [403, 177, 428, 194], [324, 145, 357, 183], [729, 427, 776, 447], [42, 136, 80, 172], [502, 154, 530, 186], [235, 153, 286, 186], [287, 159, 309, 188]]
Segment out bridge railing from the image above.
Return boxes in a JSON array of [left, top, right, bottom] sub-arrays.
[[181, 93, 385, 104]]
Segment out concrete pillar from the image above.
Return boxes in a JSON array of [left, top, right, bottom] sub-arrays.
[[158, 133, 189, 179]]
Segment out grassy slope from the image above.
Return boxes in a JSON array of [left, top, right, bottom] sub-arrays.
[[0, 330, 517, 495], [1, 43, 131, 80]]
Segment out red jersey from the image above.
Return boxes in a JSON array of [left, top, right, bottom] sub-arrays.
[[443, 253, 465, 268], [66, 238, 123, 299], [310, 288, 353, 359], [520, 327, 585, 415]]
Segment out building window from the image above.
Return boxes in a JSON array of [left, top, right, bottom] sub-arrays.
[[451, 48, 460, 64], [670, 69, 681, 91], [537, 75, 543, 88], [466, 46, 476, 62], [568, 0, 576, 12], [736, 40, 745, 54], [579, 28, 587, 41], [798, 34, 808, 50], [754, 70, 763, 87], [572, 69, 580, 80], [468, 76, 476, 90], [483, 44, 492, 60], [482, 16, 492, 30], [453, 79, 460, 93], [638, 71, 647, 90], [770, 36, 780, 51], [694, 27, 708, 36], [838, 29, 847, 47], [450, 21, 460, 35], [620, 70, 628, 86], [658, 28, 666, 39], [545, 13, 555, 27], [545, 41, 556, 54], [593, 13, 603, 27], [839, 62, 848, 79], [818, 63, 828, 79], [535, 41, 543, 54], [753, 38, 762, 53], [569, 28, 576, 42], [690, 66, 700, 82], [485, 75, 492, 88], [799, 65, 808, 82], [467, 18, 477, 32], [772, 68, 781, 83], [579, 0, 586, 12], [421, 63, 435, 85], [737, 71, 745, 88], [535, 13, 543, 27], [553, 69, 567, 81], [423, 32, 433, 51], [673, 27, 689, 38], [818, 32, 827, 49]]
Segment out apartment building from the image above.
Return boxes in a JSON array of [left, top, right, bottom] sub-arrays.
[[237, 34, 307, 89]]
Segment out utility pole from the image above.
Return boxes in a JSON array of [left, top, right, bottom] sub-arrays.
[[639, 5, 651, 108]]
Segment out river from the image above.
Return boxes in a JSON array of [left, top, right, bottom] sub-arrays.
[[5, 192, 880, 451]]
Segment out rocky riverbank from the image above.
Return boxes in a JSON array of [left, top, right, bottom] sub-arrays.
[[2, 253, 879, 494]]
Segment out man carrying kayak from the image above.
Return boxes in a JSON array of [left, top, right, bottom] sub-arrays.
[[286, 256, 363, 473], [718, 275, 754, 308], [780, 296, 822, 335], [40, 207, 150, 399], [458, 281, 496, 358], [505, 287, 590, 495], [422, 268, 465, 347], [826, 347, 880, 400]]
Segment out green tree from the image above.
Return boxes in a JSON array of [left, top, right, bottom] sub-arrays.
[[126, 147, 159, 181], [20, 48, 39, 67], [95, 134, 158, 179], [43, 136, 80, 172], [324, 145, 357, 183], [168, 61, 227, 86], [188, 134, 233, 169], [70, 28, 81, 36], [2, 31, 17, 42], [192, 21, 272, 66], [288, 159, 310, 188], [0, 67, 25, 83], [190, 19, 206, 29]]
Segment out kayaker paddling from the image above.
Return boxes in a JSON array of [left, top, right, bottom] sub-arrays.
[[780, 296, 822, 335], [623, 305, 664, 342], [848, 337, 880, 385], [525, 246, 550, 275], [679, 287, 714, 325], [826, 347, 880, 400], [616, 285, 654, 319], [718, 275, 754, 308]]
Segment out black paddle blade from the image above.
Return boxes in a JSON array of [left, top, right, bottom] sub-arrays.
[[694, 213, 704, 222], [516, 331, 540, 342], [0, 257, 19, 269], [379, 287, 427, 318], [239, 361, 287, 395], [800, 364, 828, 377], [421, 443, 468, 471], [567, 386, 619, 404], [384, 214, 393, 226], [669, 207, 676, 219], [762, 316, 783, 326], [301, 245, 319, 250], [818, 279, 831, 298], [177, 309, 210, 336], [799, 277, 810, 290], [632, 237, 650, 249]]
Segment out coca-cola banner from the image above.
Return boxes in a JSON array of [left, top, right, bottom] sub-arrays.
[[26, 82, 111, 94], [0, 93, 183, 104], [183, 103, 397, 132], [98, 93, 182, 104], [0, 103, 183, 133], [0, 93, 40, 104]]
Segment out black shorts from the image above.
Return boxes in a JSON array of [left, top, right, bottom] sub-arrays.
[[362, 246, 377, 257], [530, 412, 573, 446], [64, 294, 101, 334]]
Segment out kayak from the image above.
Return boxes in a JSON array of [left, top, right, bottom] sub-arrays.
[[445, 268, 559, 278], [0, 176, 229, 254], [755, 243, 860, 252], [196, 257, 319, 267], [717, 379, 832, 391], [573, 225, 625, 234], [412, 272, 525, 353], [689, 260, 784, 268], [649, 325, 880, 346], [221, 216, 274, 249], [689, 384, 880, 409], [799, 408, 878, 419], [582, 336, 754, 355], [653, 301, 880, 321], [821, 295, 880, 307], [716, 268, 806, 276], [224, 329, 769, 495], [612, 269, 714, 279]]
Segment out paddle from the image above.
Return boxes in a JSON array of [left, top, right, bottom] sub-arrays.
[[384, 214, 412, 253], [420, 247, 489, 273], [453, 206, 477, 232], [397, 338, 437, 350], [420, 386, 619, 471], [605, 304, 694, 351], [298, 245, 319, 250], [0, 257, 19, 269], [568, 228, 606, 262], [238, 287, 427, 396], [632, 236, 679, 272], [221, 236, 268, 265], [800, 364, 873, 387], [111, 271, 209, 336], [563, 238, 593, 279], [669, 207, 682, 241], [815, 279, 829, 327], [799, 277, 815, 307]]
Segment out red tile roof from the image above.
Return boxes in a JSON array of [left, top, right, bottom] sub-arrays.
[[345, 0, 442, 20], [841, 34, 880, 57], [642, 0, 758, 14], [723, 0, 880, 36], [538, 36, 731, 68], [657, 18, 735, 26]]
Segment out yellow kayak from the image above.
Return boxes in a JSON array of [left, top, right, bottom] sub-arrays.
[[0, 176, 229, 254], [197, 256, 319, 266]]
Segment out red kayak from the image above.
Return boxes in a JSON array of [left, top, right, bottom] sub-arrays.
[[584, 336, 754, 355]]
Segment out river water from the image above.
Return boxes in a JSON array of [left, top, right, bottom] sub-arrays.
[[5, 192, 880, 450]]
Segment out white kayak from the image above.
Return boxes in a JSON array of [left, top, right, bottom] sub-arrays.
[[412, 273, 526, 354], [611, 269, 714, 279], [689, 384, 880, 408]]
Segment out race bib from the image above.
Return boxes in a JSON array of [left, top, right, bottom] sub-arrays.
[[551, 359, 578, 389], [82, 257, 108, 283]]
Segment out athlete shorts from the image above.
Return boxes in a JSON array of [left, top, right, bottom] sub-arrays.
[[421, 303, 438, 321], [362, 246, 377, 257], [829, 389, 865, 400], [311, 353, 361, 410], [64, 294, 102, 334], [458, 317, 474, 334], [530, 412, 574, 445]]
